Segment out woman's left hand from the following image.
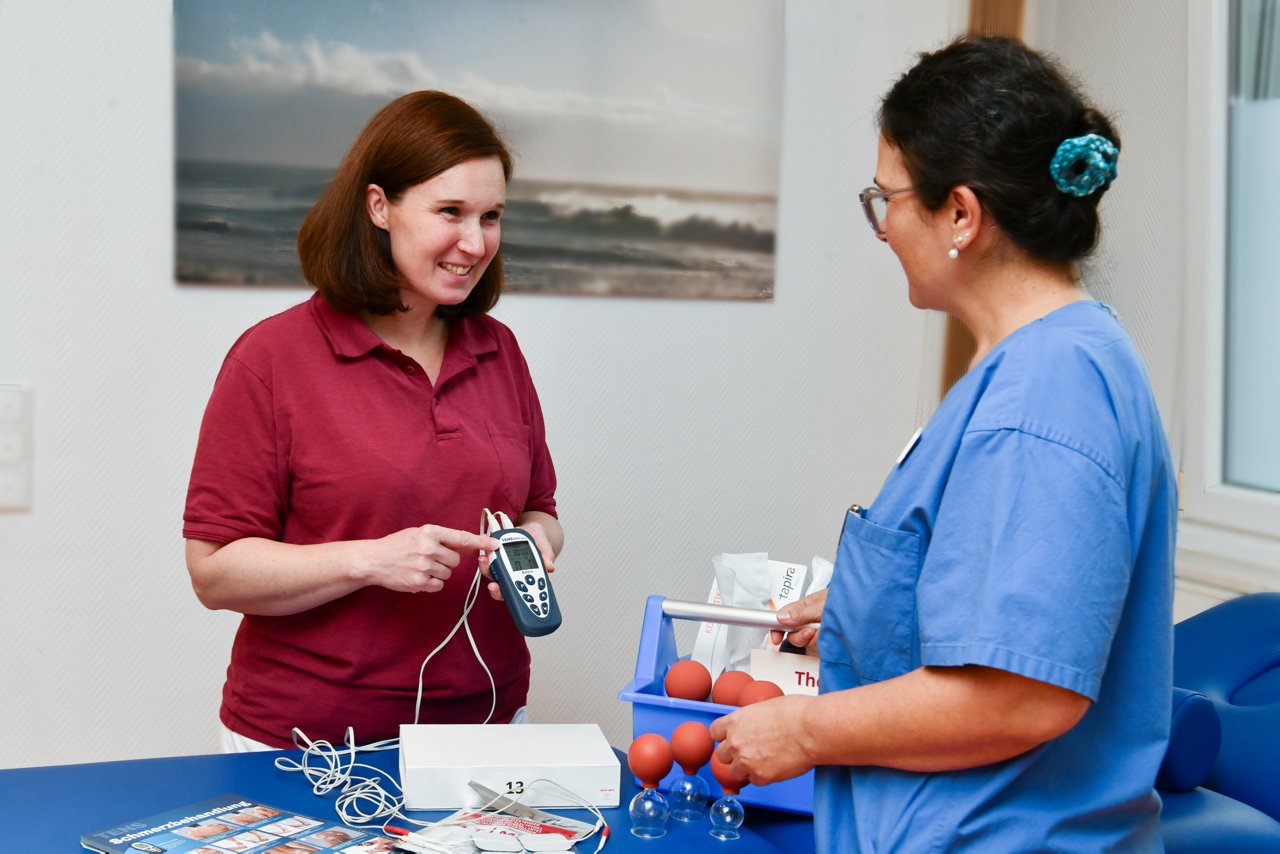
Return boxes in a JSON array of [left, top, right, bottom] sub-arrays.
[[517, 519, 558, 574], [478, 513, 560, 602], [709, 694, 819, 785]]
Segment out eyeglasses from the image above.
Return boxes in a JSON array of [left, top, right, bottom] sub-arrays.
[[858, 185, 915, 237]]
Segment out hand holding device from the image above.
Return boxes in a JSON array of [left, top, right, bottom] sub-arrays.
[[483, 509, 562, 637]]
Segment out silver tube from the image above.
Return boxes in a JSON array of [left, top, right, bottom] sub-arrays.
[[660, 598, 820, 630]]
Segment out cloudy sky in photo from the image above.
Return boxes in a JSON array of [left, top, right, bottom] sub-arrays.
[[175, 0, 784, 194]]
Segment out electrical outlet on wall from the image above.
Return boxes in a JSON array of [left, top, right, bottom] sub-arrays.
[[0, 430, 24, 466], [0, 383, 32, 512], [0, 384, 30, 423], [0, 470, 30, 511]]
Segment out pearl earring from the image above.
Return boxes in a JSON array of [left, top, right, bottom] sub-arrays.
[[948, 247, 959, 260]]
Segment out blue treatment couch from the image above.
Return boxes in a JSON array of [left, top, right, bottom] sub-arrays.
[[1159, 592, 1280, 851]]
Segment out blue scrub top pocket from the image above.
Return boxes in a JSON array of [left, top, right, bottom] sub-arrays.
[[819, 510, 924, 688]]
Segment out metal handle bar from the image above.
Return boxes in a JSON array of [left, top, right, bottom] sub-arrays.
[[660, 598, 820, 631]]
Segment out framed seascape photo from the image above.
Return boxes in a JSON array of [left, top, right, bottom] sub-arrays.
[[174, 0, 784, 299]]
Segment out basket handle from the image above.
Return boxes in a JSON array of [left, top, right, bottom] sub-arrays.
[[660, 598, 820, 630]]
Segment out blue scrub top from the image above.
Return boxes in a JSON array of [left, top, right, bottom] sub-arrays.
[[815, 301, 1175, 852]]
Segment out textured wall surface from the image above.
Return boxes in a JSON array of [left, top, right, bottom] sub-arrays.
[[1030, 1, 1188, 436], [0, 0, 1190, 770]]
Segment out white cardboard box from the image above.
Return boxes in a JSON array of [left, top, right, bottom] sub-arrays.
[[399, 723, 621, 810]]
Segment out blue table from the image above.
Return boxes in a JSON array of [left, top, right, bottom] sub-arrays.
[[0, 746, 815, 852]]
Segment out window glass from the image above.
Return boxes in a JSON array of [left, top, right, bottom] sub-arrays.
[[1226, 0, 1280, 492]]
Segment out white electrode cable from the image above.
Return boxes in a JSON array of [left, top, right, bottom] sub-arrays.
[[477, 777, 610, 853], [273, 727, 405, 827], [277, 507, 540, 835], [276, 730, 609, 850], [412, 564, 497, 727], [481, 508, 514, 537], [523, 778, 610, 853]]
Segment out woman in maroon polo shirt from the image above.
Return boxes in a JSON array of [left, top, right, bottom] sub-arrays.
[[183, 91, 562, 750]]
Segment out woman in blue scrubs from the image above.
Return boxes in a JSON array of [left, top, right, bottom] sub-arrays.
[[710, 36, 1175, 852]]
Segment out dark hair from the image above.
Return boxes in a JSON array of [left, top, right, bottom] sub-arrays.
[[879, 36, 1119, 265], [297, 90, 513, 317]]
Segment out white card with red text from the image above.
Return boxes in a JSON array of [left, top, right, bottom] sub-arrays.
[[750, 645, 821, 696]]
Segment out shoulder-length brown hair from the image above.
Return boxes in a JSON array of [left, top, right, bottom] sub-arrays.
[[297, 90, 513, 318]]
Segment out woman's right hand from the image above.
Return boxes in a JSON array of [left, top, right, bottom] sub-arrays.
[[769, 589, 828, 648], [367, 525, 500, 594]]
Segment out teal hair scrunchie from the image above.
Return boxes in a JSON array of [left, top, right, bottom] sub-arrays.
[[1050, 133, 1119, 197]]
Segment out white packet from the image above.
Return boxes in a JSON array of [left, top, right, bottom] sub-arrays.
[[690, 579, 730, 678], [713, 552, 772, 673], [807, 555, 834, 596], [691, 554, 823, 679]]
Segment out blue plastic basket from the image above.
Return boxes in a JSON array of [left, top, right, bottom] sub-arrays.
[[617, 594, 815, 815]]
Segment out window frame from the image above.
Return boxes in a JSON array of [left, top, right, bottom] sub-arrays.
[[1179, 0, 1280, 593]]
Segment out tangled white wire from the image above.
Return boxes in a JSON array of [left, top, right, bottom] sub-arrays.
[[274, 731, 610, 851], [273, 727, 408, 827], [272, 511, 602, 845], [273, 551, 503, 829]]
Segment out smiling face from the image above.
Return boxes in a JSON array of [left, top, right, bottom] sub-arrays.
[[367, 156, 506, 313], [875, 135, 953, 311]]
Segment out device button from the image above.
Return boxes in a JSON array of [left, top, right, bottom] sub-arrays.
[[525, 575, 536, 585], [540, 605, 550, 615], [537, 578, 546, 590], [522, 593, 534, 603], [540, 592, 547, 601], [516, 581, 528, 592]]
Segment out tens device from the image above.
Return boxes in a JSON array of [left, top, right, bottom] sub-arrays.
[[484, 509, 562, 637]]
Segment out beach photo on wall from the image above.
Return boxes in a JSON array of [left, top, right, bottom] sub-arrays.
[[175, 0, 784, 299]]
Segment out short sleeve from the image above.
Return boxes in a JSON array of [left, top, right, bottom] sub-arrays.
[[183, 354, 288, 543], [522, 373, 557, 519], [492, 320, 557, 519], [917, 427, 1130, 699]]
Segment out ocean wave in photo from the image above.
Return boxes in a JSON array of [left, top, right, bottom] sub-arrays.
[[175, 160, 327, 284], [176, 161, 776, 298]]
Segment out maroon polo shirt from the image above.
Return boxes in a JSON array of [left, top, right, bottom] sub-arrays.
[[184, 293, 557, 747]]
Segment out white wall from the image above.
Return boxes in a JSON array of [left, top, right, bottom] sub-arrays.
[[1028, 1, 1187, 423], [0, 0, 1193, 770]]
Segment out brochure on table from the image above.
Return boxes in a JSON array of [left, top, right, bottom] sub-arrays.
[[80, 793, 392, 853]]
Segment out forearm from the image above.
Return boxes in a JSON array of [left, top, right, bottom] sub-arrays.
[[800, 665, 1090, 772], [516, 510, 563, 558], [188, 524, 497, 616], [186, 537, 372, 616]]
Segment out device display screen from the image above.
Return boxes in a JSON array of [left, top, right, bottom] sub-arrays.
[[502, 540, 539, 572]]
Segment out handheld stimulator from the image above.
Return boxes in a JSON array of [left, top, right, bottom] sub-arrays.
[[484, 509, 562, 637]]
